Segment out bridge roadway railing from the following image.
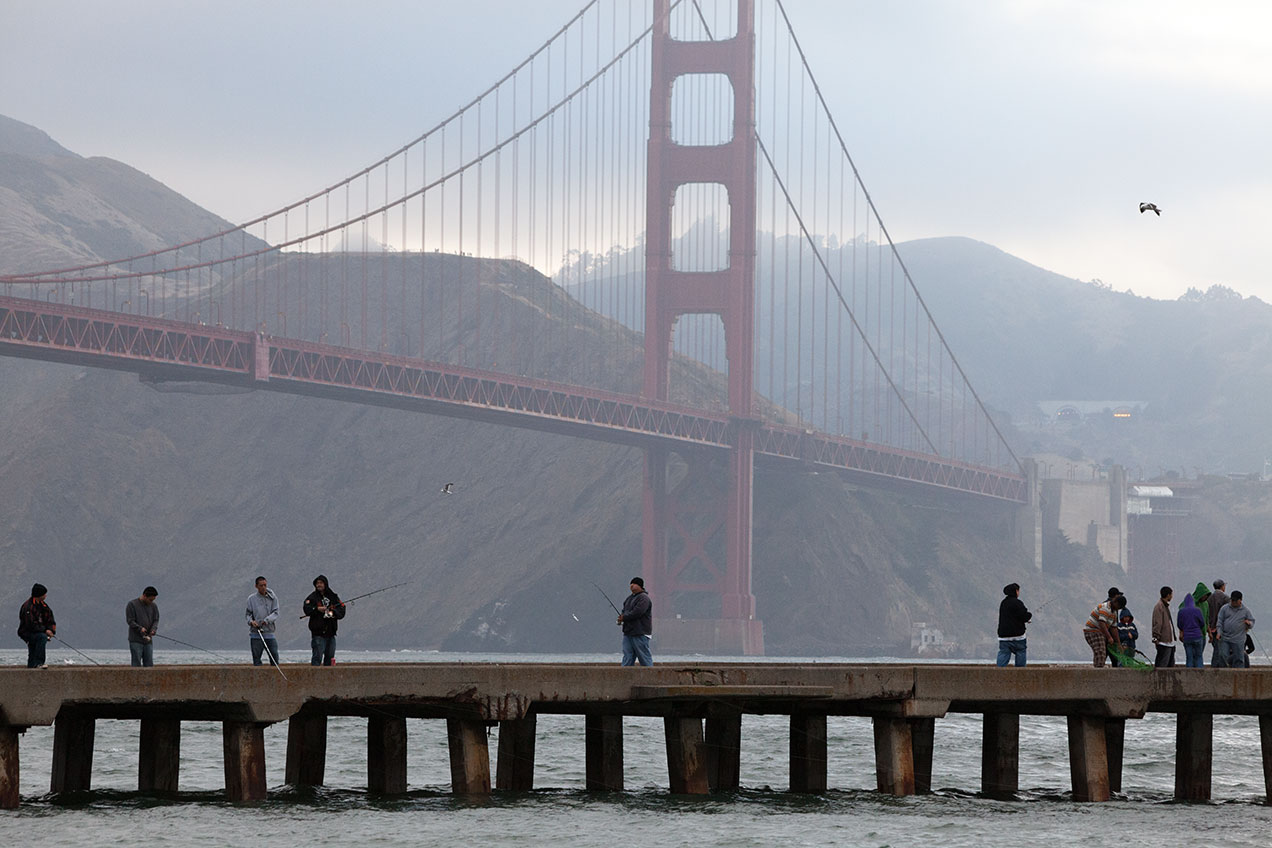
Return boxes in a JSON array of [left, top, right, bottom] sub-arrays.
[[0, 295, 1027, 501], [1, 662, 1270, 805]]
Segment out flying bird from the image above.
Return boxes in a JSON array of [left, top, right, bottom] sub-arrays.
[[1139, 202, 1161, 216], [440, 482, 454, 495], [572, 613, 580, 622]]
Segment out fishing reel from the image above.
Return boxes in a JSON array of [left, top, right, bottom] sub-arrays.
[[322, 596, 334, 618]]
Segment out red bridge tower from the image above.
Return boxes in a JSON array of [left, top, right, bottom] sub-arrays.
[[642, 0, 763, 654]]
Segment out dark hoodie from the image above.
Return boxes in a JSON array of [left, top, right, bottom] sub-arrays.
[[1191, 582, 1212, 634], [302, 575, 345, 637], [1177, 593, 1206, 641]]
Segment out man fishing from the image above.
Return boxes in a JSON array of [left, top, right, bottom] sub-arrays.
[[246, 576, 281, 667], [616, 577, 652, 667], [17, 582, 56, 669], [126, 586, 160, 667], [303, 575, 345, 666]]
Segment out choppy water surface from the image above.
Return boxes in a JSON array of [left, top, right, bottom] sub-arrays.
[[3, 649, 1271, 846]]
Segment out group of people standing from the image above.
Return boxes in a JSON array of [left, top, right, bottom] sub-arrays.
[[16, 575, 349, 668], [996, 579, 1258, 668], [1084, 579, 1255, 668]]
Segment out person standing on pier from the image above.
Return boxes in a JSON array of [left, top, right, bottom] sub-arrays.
[[1176, 590, 1207, 668], [303, 574, 344, 666], [617, 577, 652, 666], [1084, 593, 1125, 667], [1152, 586, 1177, 668], [246, 576, 281, 667], [17, 583, 56, 668], [1208, 579, 1229, 666], [995, 583, 1031, 667], [1216, 590, 1255, 669], [126, 586, 160, 667]]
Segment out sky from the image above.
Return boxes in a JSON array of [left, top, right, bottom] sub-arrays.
[[2, 0, 1270, 302]]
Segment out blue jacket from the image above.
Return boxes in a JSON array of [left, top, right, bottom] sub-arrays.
[[1177, 594, 1206, 641]]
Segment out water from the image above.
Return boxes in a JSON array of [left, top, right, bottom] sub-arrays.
[[3, 648, 1271, 845]]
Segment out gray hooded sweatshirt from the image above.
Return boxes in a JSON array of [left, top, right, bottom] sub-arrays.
[[246, 588, 280, 637]]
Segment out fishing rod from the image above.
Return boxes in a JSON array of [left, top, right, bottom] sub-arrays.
[[51, 634, 102, 666], [246, 627, 290, 683], [297, 579, 415, 619], [153, 633, 237, 663], [590, 581, 622, 616]]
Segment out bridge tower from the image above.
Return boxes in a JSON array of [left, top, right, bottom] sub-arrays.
[[642, 0, 763, 654]]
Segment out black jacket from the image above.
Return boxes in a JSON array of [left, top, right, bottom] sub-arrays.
[[997, 596, 1031, 639], [18, 598, 55, 640], [303, 588, 346, 637], [621, 590, 652, 637]]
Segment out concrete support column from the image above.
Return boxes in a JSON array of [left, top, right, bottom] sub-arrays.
[[222, 721, 268, 802], [664, 716, 710, 794], [51, 715, 95, 793], [1105, 718, 1126, 794], [1175, 712, 1212, 802], [910, 717, 935, 795], [138, 718, 181, 793], [1067, 715, 1110, 802], [446, 718, 491, 795], [981, 713, 1019, 798], [495, 716, 537, 791], [0, 726, 19, 809], [1258, 715, 1272, 805], [368, 715, 409, 795], [873, 716, 916, 796], [285, 713, 328, 787], [705, 710, 742, 791], [585, 715, 624, 791], [790, 714, 828, 794]]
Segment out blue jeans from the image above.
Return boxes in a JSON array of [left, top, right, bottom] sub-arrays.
[[130, 641, 154, 667], [621, 634, 652, 666], [25, 632, 48, 668], [1183, 638, 1205, 668], [311, 635, 336, 666], [1222, 640, 1248, 668], [251, 636, 280, 666], [996, 638, 1027, 667]]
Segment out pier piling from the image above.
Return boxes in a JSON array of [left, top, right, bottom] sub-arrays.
[[1067, 715, 1110, 802], [872, 716, 915, 796], [222, 721, 268, 802], [664, 716, 710, 794], [138, 718, 181, 793], [0, 726, 19, 809], [51, 715, 95, 793], [790, 714, 828, 793], [982, 712, 1019, 798], [447, 718, 491, 794], [285, 713, 328, 787], [1174, 712, 1212, 801], [496, 715, 537, 791], [585, 715, 624, 791], [705, 709, 742, 791], [910, 717, 935, 794], [368, 715, 409, 794]]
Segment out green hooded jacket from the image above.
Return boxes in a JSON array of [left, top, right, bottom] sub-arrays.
[[1192, 581, 1212, 635]]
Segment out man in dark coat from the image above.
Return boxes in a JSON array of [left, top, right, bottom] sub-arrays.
[[18, 583, 56, 669], [303, 574, 345, 666], [1209, 579, 1230, 667], [996, 582, 1032, 667], [617, 577, 652, 666]]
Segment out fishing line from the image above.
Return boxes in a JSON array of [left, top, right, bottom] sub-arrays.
[[153, 633, 237, 663], [589, 581, 622, 616], [50, 634, 103, 666], [297, 579, 416, 620]]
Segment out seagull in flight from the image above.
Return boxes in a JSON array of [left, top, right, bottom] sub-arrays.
[[1139, 202, 1161, 216], [440, 482, 454, 495]]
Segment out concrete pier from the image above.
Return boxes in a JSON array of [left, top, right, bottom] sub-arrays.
[[1, 663, 1271, 807]]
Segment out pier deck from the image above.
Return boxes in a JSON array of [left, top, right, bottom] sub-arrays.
[[2, 663, 1270, 806]]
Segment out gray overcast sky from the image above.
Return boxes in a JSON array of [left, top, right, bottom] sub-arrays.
[[2, 1, 1269, 301]]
